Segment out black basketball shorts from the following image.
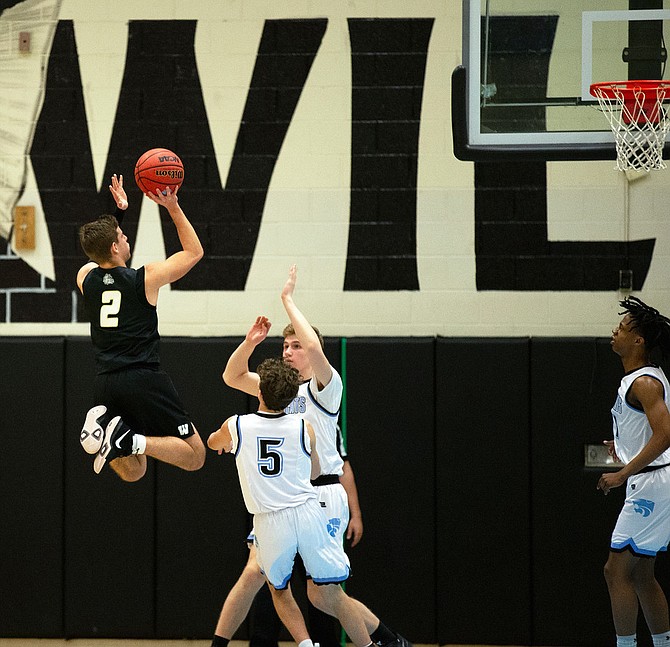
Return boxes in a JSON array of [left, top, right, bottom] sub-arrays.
[[94, 366, 195, 439]]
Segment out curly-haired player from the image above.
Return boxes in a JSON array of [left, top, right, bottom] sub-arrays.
[[598, 297, 670, 647], [209, 357, 403, 647]]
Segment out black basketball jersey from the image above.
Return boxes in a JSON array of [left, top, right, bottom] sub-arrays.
[[82, 265, 160, 374]]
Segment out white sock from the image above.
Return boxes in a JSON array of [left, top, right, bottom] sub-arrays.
[[652, 631, 670, 646], [132, 434, 146, 455], [298, 640, 314, 647], [617, 634, 637, 647]]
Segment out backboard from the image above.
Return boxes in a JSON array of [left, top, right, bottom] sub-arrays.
[[453, 0, 670, 160]]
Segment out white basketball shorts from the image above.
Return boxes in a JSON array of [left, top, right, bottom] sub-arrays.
[[611, 466, 670, 556], [314, 481, 349, 542], [253, 498, 350, 589]]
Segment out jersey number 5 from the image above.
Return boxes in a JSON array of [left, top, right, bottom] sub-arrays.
[[257, 438, 284, 477], [100, 290, 121, 327]]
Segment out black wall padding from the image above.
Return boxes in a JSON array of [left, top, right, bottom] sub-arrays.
[[0, 338, 65, 637], [436, 337, 532, 645], [155, 338, 251, 639], [530, 338, 626, 646], [64, 336, 156, 638], [344, 338, 436, 643], [7, 334, 670, 645]]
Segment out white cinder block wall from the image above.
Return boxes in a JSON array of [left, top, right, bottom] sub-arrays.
[[0, 0, 665, 337]]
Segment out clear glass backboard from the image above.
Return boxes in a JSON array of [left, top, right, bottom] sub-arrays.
[[454, 0, 670, 160]]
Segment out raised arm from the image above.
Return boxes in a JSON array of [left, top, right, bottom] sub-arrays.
[[143, 187, 203, 304], [109, 173, 128, 211], [222, 316, 270, 396], [76, 174, 129, 291], [280, 264, 332, 388]]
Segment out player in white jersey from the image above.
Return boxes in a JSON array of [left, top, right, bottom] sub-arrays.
[[208, 266, 408, 647], [208, 358, 402, 647], [598, 297, 670, 647]]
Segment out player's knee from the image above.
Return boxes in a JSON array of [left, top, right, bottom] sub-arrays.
[[603, 557, 623, 586], [240, 562, 265, 587], [307, 585, 330, 613]]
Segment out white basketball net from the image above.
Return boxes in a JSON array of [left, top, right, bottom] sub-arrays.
[[592, 83, 670, 172]]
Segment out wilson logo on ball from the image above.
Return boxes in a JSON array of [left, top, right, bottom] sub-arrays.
[[134, 148, 184, 195], [155, 169, 184, 179]]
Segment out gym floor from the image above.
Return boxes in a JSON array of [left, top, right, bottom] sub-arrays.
[[0, 642, 447, 647]]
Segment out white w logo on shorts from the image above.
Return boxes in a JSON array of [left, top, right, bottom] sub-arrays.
[[178, 424, 189, 436]]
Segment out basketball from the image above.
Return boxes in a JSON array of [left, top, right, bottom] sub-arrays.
[[134, 148, 184, 195]]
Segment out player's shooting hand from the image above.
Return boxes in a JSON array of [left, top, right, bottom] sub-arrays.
[[109, 174, 128, 210], [145, 185, 179, 208], [281, 264, 297, 300], [597, 470, 625, 495]]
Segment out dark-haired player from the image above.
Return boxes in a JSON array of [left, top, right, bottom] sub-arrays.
[[598, 297, 670, 647], [209, 357, 402, 647], [76, 174, 205, 481], [209, 265, 408, 647]]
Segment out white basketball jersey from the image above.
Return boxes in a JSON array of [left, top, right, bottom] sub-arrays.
[[230, 412, 316, 515], [612, 365, 670, 466], [284, 367, 344, 476]]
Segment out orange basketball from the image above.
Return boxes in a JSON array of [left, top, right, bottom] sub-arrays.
[[134, 148, 184, 195]]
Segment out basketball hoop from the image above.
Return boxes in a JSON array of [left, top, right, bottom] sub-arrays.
[[590, 80, 670, 172]]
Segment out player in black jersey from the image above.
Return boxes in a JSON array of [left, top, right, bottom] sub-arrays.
[[76, 174, 206, 481]]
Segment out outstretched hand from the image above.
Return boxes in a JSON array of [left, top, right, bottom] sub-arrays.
[[246, 316, 272, 345], [282, 264, 297, 300], [109, 174, 128, 210]]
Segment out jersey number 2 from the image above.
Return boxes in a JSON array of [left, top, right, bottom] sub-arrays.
[[100, 290, 121, 327]]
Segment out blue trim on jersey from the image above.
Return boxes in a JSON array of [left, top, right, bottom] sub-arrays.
[[233, 416, 242, 458], [300, 419, 310, 456], [306, 383, 340, 417], [611, 537, 668, 557]]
